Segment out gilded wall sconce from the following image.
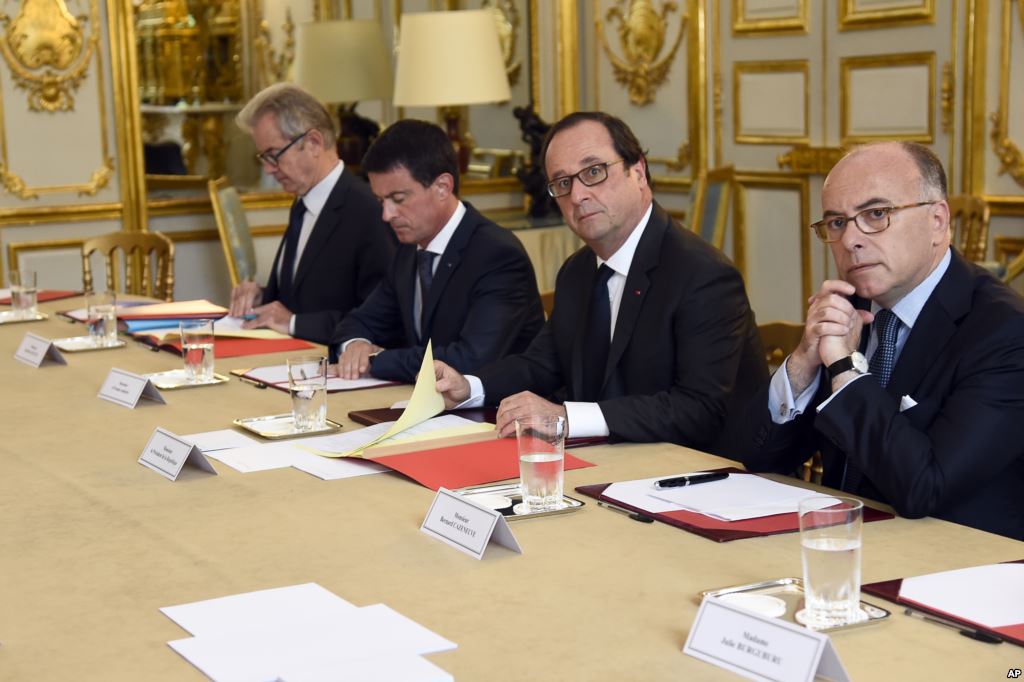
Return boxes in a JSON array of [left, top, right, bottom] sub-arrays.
[[597, 0, 687, 107]]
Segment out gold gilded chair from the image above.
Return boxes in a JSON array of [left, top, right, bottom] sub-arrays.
[[81, 231, 175, 301], [948, 195, 991, 264], [209, 177, 258, 288]]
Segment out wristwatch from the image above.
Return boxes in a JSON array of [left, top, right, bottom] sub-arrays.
[[826, 351, 868, 380]]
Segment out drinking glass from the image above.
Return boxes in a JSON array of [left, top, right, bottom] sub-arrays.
[[796, 496, 866, 629], [10, 270, 38, 318], [514, 415, 566, 513], [86, 291, 118, 347], [288, 356, 327, 431], [179, 319, 216, 383]]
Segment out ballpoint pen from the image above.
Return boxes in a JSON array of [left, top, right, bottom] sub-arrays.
[[903, 607, 1003, 644], [654, 472, 729, 489], [597, 500, 654, 523]]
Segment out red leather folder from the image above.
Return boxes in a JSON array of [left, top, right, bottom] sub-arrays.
[[575, 468, 895, 542], [365, 436, 596, 491], [862, 560, 1024, 647], [136, 336, 315, 359], [348, 407, 607, 448], [0, 289, 79, 305]]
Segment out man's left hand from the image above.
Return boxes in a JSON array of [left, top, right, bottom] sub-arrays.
[[243, 301, 293, 334], [495, 391, 567, 438]]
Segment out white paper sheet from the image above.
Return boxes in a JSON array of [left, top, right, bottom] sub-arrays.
[[899, 563, 1024, 628], [278, 652, 453, 682], [604, 473, 832, 521], [168, 603, 456, 682], [203, 442, 300, 473], [244, 363, 393, 391], [287, 450, 389, 481], [300, 415, 481, 455], [183, 429, 259, 453]]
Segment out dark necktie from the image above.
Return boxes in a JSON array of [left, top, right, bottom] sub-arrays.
[[844, 308, 901, 492], [278, 198, 306, 307], [417, 250, 437, 339], [581, 264, 614, 401]]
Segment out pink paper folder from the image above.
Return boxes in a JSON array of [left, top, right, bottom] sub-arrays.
[[365, 437, 595, 491]]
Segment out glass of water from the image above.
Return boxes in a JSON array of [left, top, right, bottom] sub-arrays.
[[796, 496, 866, 630], [10, 270, 38, 318], [288, 356, 327, 431], [85, 290, 118, 347], [179, 319, 216, 383], [514, 415, 566, 513]]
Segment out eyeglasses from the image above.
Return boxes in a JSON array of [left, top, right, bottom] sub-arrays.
[[546, 159, 624, 198], [810, 201, 938, 243], [255, 129, 311, 168]]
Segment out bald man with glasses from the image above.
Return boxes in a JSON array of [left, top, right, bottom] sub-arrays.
[[732, 141, 1024, 540], [230, 83, 393, 345], [435, 111, 766, 453]]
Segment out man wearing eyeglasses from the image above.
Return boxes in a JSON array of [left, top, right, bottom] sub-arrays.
[[734, 141, 1024, 540], [229, 83, 393, 344], [434, 111, 766, 451]]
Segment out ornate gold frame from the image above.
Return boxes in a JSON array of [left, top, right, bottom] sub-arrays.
[[839, 51, 936, 144], [838, 0, 936, 30], [732, 60, 810, 145], [732, 0, 808, 34], [988, 0, 1024, 189]]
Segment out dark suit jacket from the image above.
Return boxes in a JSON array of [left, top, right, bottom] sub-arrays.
[[331, 202, 545, 383], [263, 169, 394, 344], [735, 250, 1024, 540], [477, 202, 768, 453]]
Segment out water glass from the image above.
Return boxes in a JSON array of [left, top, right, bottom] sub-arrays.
[[288, 356, 327, 431], [797, 496, 865, 630], [10, 270, 38, 318], [515, 415, 566, 513], [179, 319, 216, 383], [86, 291, 118, 347]]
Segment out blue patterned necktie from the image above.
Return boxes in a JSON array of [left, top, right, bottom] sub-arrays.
[[844, 308, 901, 492]]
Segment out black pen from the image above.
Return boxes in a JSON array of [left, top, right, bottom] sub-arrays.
[[654, 472, 729, 489], [903, 607, 1003, 644], [596, 500, 654, 523]]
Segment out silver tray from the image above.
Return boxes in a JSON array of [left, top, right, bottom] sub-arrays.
[[455, 481, 585, 521], [233, 413, 342, 440], [53, 335, 127, 352], [0, 310, 48, 324], [146, 369, 230, 390], [700, 578, 890, 633]]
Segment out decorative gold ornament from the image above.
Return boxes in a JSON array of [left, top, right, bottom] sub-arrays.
[[777, 146, 846, 175], [483, 0, 521, 87], [990, 112, 1024, 188], [648, 141, 690, 173], [0, 0, 96, 112], [941, 61, 954, 134], [254, 6, 294, 89], [597, 0, 687, 106]]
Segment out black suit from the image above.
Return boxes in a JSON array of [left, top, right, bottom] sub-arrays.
[[332, 203, 545, 383], [263, 169, 394, 344], [478, 202, 767, 453], [735, 250, 1024, 540]]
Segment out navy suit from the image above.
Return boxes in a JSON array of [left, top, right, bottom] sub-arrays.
[[263, 169, 394, 345], [735, 250, 1024, 540], [332, 203, 545, 383], [477, 202, 767, 453]]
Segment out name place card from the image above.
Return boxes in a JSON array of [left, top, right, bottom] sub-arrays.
[[684, 595, 849, 682], [138, 427, 217, 481], [421, 487, 522, 560], [14, 332, 66, 368], [98, 368, 166, 408]]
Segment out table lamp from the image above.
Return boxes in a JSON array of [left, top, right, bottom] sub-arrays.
[[293, 19, 393, 169], [393, 9, 511, 173]]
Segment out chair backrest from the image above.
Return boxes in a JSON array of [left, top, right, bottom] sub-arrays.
[[948, 194, 990, 263], [81, 231, 175, 301], [540, 290, 555, 319], [209, 177, 257, 287], [758, 321, 804, 372], [688, 165, 736, 250]]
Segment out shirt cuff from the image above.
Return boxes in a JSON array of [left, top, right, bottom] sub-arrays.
[[564, 402, 610, 438], [768, 357, 822, 424], [816, 373, 871, 413], [341, 338, 372, 353], [288, 315, 296, 336], [455, 375, 486, 409]]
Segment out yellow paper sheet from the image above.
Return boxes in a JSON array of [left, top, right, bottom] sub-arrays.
[[120, 299, 228, 318], [301, 422, 493, 459]]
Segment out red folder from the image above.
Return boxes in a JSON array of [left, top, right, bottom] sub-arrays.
[[137, 336, 315, 359], [0, 289, 79, 305], [862, 560, 1024, 647], [575, 468, 895, 542], [365, 436, 595, 491]]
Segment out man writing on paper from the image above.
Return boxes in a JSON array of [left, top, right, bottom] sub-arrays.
[[434, 112, 766, 452], [229, 84, 394, 344], [331, 119, 545, 383], [733, 141, 1024, 540]]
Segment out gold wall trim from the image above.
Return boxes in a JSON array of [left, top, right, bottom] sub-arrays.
[[777, 146, 846, 175], [988, 0, 1024, 189], [689, 0, 707, 175], [947, 0, 958, 191], [7, 237, 85, 274], [840, 51, 936, 144], [530, 0, 539, 110], [964, 0, 988, 194], [147, 191, 293, 218], [712, 1, 722, 165], [109, 0, 145, 234], [987, 195, 1024, 214], [461, 178, 522, 194], [732, 0, 808, 34], [0, 202, 122, 227], [839, 0, 936, 30], [557, 0, 579, 115], [733, 59, 810, 145], [165, 224, 286, 244]]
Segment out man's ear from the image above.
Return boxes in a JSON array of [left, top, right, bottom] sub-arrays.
[[931, 200, 951, 245], [433, 172, 455, 198]]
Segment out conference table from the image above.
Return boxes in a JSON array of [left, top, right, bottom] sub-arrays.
[[1, 297, 1019, 681]]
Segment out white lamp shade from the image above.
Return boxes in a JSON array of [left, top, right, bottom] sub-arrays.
[[294, 20, 393, 104], [393, 9, 511, 108]]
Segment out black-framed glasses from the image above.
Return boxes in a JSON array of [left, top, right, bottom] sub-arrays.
[[810, 201, 938, 243], [546, 159, 624, 198], [255, 129, 311, 167]]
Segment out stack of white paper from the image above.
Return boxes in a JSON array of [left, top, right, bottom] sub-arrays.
[[161, 583, 455, 682], [603, 473, 832, 521], [899, 563, 1024, 633]]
